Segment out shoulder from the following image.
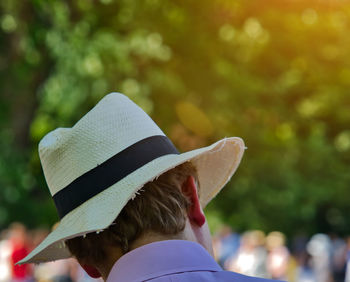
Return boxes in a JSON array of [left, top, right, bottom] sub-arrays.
[[147, 271, 284, 282], [214, 271, 284, 282]]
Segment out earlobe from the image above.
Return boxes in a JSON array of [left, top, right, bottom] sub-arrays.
[[182, 176, 206, 227], [82, 264, 102, 279]]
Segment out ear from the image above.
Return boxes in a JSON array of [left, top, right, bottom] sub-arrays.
[[81, 264, 102, 279], [182, 176, 206, 227]]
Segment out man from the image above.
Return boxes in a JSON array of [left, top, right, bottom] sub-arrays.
[[19, 93, 279, 281]]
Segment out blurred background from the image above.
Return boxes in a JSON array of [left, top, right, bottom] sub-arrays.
[[0, 0, 349, 281]]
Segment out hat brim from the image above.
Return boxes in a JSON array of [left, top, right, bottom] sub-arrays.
[[18, 137, 245, 264]]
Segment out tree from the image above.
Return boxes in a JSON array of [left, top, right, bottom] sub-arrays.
[[1, 0, 349, 236]]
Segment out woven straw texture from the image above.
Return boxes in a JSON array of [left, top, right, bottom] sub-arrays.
[[19, 93, 245, 264]]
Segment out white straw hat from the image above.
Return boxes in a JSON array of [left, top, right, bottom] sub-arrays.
[[19, 92, 245, 264]]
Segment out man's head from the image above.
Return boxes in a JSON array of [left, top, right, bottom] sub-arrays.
[[66, 162, 212, 279], [18, 93, 244, 269]]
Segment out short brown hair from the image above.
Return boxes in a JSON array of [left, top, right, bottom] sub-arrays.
[[65, 161, 198, 264]]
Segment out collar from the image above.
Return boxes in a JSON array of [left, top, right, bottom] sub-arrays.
[[106, 240, 222, 282]]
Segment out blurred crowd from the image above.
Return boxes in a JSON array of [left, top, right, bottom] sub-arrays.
[[213, 226, 350, 282], [1, 222, 350, 282], [0, 223, 101, 282]]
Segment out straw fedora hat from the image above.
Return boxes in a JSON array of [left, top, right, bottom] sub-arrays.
[[19, 93, 245, 264]]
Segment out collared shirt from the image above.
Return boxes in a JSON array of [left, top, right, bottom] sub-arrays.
[[107, 240, 280, 282]]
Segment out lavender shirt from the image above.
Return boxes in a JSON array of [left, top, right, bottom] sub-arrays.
[[106, 240, 280, 282]]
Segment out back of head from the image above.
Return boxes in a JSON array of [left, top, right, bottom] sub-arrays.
[[18, 93, 244, 266], [66, 162, 198, 266]]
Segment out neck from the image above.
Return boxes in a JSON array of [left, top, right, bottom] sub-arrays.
[[99, 219, 213, 280], [98, 231, 186, 280], [129, 231, 186, 251]]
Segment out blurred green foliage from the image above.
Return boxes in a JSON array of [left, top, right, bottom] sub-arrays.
[[0, 0, 349, 237]]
